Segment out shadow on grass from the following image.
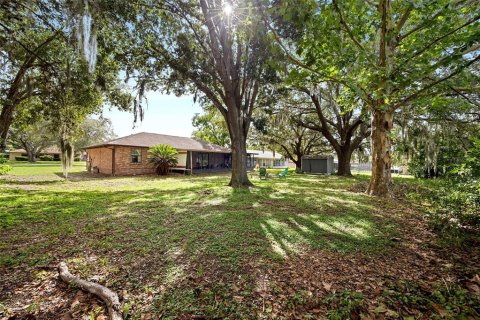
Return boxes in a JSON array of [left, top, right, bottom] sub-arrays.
[[0, 174, 401, 317], [1, 175, 397, 265]]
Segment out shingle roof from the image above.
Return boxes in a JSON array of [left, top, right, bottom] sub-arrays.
[[247, 149, 284, 159], [86, 132, 230, 153]]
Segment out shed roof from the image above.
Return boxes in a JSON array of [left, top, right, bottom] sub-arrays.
[[85, 132, 230, 153]]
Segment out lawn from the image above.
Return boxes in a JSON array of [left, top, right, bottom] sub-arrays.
[[6, 160, 87, 176], [0, 168, 479, 319]]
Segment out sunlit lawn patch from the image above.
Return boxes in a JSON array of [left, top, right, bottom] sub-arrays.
[[0, 173, 393, 268], [1, 169, 477, 319], [6, 160, 87, 176]]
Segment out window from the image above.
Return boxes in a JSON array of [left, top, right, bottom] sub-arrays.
[[131, 149, 142, 163], [246, 155, 255, 168], [194, 153, 210, 169]]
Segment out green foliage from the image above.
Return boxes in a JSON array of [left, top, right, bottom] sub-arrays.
[[407, 157, 425, 178], [73, 117, 117, 150], [39, 155, 54, 161], [382, 281, 480, 319], [15, 156, 28, 161], [430, 179, 480, 236], [0, 153, 8, 159], [325, 290, 365, 320], [405, 176, 480, 245], [397, 98, 480, 179], [280, 0, 480, 112], [8, 99, 59, 159], [74, 157, 81, 162], [0, 157, 12, 175], [452, 137, 480, 179], [192, 109, 230, 147], [147, 144, 179, 175]]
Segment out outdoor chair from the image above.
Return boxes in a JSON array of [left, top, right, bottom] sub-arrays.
[[259, 167, 268, 179], [278, 167, 288, 178]]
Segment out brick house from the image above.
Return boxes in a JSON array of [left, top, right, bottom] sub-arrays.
[[85, 132, 234, 175], [9, 146, 61, 161]]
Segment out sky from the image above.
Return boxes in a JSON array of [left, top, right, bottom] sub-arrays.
[[102, 91, 203, 138]]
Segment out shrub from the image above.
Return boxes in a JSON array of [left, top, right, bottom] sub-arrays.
[[0, 153, 8, 159], [0, 157, 11, 175], [74, 157, 81, 162], [148, 144, 178, 175], [427, 138, 480, 240], [15, 156, 28, 161], [432, 179, 480, 231], [407, 157, 426, 178], [39, 155, 54, 161]]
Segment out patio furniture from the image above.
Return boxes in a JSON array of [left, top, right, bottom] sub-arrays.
[[278, 167, 288, 178], [259, 167, 268, 179]]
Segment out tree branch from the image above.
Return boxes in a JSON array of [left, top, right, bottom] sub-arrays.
[[389, 54, 480, 111]]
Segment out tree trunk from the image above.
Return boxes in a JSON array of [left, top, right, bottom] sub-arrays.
[[0, 103, 14, 152], [367, 109, 393, 196], [27, 149, 36, 162], [293, 158, 301, 170], [336, 148, 353, 176], [229, 132, 253, 187]]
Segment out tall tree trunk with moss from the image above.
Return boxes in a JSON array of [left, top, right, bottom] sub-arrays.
[[60, 120, 74, 178]]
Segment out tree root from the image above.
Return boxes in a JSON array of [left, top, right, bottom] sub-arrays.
[[58, 262, 123, 320]]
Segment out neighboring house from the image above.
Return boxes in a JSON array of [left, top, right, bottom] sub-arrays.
[[8, 147, 61, 161], [247, 149, 289, 169], [85, 132, 233, 176]]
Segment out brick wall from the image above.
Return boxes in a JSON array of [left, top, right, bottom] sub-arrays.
[[114, 146, 155, 175], [86, 147, 113, 174], [87, 146, 190, 176]]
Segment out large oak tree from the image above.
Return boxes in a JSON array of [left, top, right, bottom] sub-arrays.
[[118, 0, 278, 187], [296, 83, 370, 175], [266, 0, 480, 195]]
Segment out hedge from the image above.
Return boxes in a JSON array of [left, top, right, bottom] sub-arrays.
[[39, 155, 54, 161], [15, 156, 29, 161]]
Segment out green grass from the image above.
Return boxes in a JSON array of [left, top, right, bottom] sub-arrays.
[[0, 173, 392, 266], [1, 167, 476, 319], [6, 160, 87, 176]]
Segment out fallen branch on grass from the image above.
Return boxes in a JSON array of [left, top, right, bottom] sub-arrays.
[[58, 262, 123, 320]]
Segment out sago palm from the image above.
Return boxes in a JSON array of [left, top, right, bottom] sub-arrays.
[[148, 144, 178, 175]]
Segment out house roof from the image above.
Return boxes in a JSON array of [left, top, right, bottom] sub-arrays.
[[9, 147, 61, 154], [86, 132, 230, 153], [247, 149, 284, 160]]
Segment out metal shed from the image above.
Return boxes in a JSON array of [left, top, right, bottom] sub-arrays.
[[301, 155, 334, 174]]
